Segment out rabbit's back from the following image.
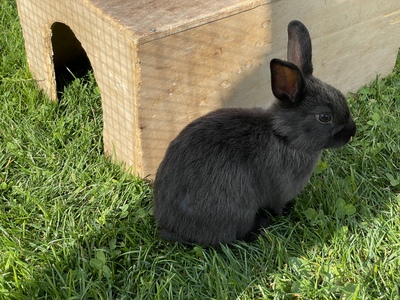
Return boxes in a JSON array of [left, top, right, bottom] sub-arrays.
[[154, 108, 268, 245]]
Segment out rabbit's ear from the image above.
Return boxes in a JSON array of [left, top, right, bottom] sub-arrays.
[[287, 20, 313, 76], [270, 59, 305, 103]]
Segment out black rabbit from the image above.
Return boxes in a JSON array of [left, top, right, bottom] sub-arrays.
[[153, 20, 356, 247]]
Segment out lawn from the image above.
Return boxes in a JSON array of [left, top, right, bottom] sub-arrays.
[[1, 0, 400, 299]]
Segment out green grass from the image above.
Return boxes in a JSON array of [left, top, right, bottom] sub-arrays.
[[1, 1, 400, 299]]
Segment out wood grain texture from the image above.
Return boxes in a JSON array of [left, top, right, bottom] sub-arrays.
[[16, 0, 400, 178]]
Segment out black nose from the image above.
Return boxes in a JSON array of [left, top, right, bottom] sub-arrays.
[[348, 118, 357, 138], [344, 118, 356, 144], [332, 117, 356, 148]]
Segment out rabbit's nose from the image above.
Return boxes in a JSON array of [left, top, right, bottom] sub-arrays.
[[348, 118, 357, 137]]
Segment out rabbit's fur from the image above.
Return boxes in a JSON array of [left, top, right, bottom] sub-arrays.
[[153, 20, 356, 246]]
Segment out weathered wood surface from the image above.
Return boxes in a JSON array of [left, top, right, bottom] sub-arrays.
[[17, 0, 400, 177]]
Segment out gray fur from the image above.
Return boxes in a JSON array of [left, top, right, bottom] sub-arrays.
[[153, 20, 356, 246]]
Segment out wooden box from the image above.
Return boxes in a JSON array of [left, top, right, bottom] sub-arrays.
[[16, 0, 400, 178]]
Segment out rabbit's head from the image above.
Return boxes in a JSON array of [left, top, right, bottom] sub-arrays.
[[270, 20, 356, 153]]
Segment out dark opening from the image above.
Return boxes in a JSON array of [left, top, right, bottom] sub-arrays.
[[51, 22, 93, 98]]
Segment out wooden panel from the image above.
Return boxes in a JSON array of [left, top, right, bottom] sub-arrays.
[[138, 0, 400, 177], [17, 0, 142, 173], [138, 5, 273, 177]]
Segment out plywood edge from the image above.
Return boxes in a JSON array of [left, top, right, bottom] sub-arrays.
[[132, 41, 145, 177]]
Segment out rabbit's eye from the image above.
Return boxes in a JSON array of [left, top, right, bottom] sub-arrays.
[[316, 113, 332, 124]]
